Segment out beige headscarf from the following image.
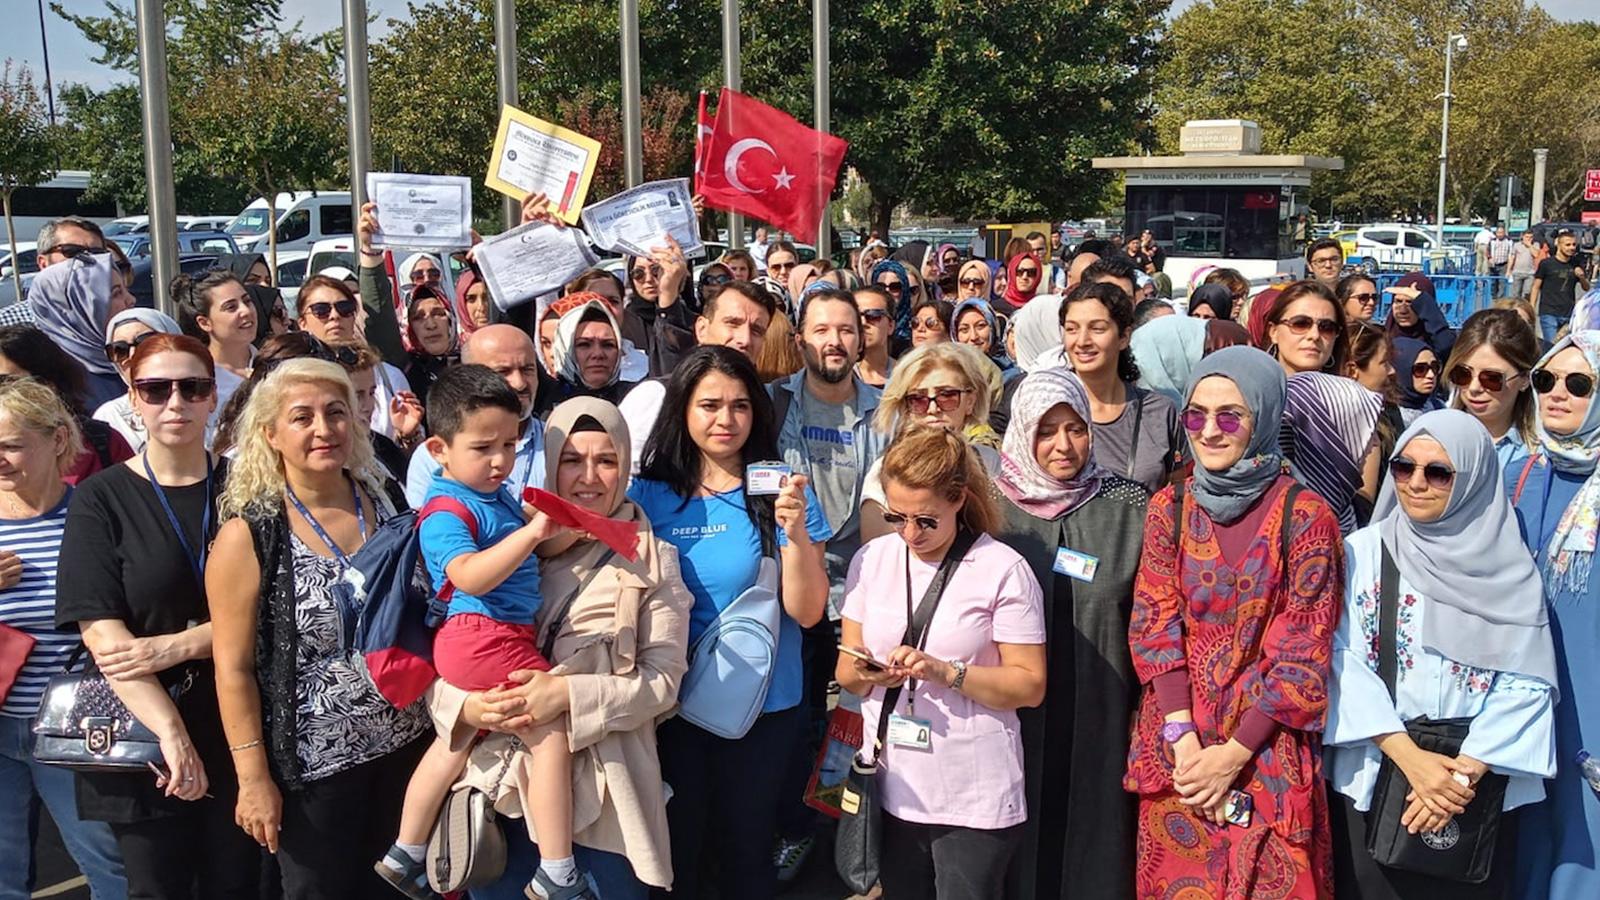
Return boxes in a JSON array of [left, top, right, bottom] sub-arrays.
[[540, 396, 633, 558]]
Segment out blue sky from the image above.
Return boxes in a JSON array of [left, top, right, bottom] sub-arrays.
[[3, 0, 1595, 93]]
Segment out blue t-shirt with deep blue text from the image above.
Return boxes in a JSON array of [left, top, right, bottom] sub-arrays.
[[627, 478, 833, 714], [419, 477, 543, 624]]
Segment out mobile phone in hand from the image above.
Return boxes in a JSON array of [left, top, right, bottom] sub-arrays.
[[837, 645, 885, 672]]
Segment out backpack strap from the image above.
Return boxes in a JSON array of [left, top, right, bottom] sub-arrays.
[[1377, 541, 1401, 700], [416, 496, 478, 609], [1512, 454, 1539, 506], [86, 421, 114, 470], [1170, 480, 1185, 561]]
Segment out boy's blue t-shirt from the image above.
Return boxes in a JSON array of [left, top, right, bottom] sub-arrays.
[[419, 478, 543, 625], [627, 478, 833, 714]]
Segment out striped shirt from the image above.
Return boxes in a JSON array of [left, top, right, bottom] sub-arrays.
[[0, 491, 76, 717]]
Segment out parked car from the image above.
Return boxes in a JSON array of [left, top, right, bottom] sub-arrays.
[[226, 192, 354, 253], [1351, 225, 1470, 274], [269, 250, 312, 314], [111, 231, 239, 260], [0, 243, 39, 307], [128, 254, 227, 310]]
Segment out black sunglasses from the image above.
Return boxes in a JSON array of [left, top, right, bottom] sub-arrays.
[[104, 330, 160, 364], [1389, 457, 1455, 490], [1531, 369, 1596, 398], [1448, 364, 1515, 393], [50, 243, 99, 260], [305, 299, 358, 320], [133, 377, 215, 405], [1411, 360, 1441, 378], [880, 510, 941, 532], [860, 308, 889, 322], [959, 277, 987, 288]]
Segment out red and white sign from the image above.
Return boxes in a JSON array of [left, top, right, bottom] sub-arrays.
[[1585, 168, 1600, 203]]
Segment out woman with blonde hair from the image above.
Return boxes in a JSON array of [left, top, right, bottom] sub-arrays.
[[1443, 308, 1539, 469], [207, 358, 430, 897], [837, 426, 1046, 897]]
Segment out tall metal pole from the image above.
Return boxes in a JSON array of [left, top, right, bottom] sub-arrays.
[[1531, 148, 1549, 225], [493, 0, 520, 230], [722, 0, 744, 250], [620, 0, 643, 189], [1434, 35, 1464, 247], [135, 0, 179, 316], [341, 0, 371, 229], [35, 0, 55, 127], [812, 0, 830, 260]]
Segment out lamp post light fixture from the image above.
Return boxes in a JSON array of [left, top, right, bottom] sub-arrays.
[[1434, 32, 1467, 247]]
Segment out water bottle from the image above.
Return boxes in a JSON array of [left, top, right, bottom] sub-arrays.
[[1577, 751, 1600, 794]]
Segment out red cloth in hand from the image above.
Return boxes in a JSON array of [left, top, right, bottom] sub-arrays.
[[521, 487, 641, 562]]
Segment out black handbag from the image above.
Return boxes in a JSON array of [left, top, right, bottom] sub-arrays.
[[31, 646, 188, 772], [1363, 545, 1508, 883], [835, 529, 976, 895]]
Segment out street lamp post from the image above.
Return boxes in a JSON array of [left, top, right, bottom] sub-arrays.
[[722, 0, 744, 250], [1434, 33, 1466, 247]]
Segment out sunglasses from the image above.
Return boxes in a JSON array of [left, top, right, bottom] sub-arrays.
[[410, 267, 441, 283], [133, 377, 215, 405], [1015, 267, 1039, 277], [1346, 292, 1378, 304], [631, 264, 664, 282], [1448, 364, 1516, 393], [104, 330, 160, 364], [877, 279, 903, 292], [701, 274, 731, 287], [912, 317, 942, 332], [1531, 369, 1596, 397], [305, 299, 358, 320], [880, 510, 941, 532], [50, 243, 99, 261], [1180, 408, 1247, 434], [1278, 315, 1340, 337], [768, 261, 795, 272], [1388, 457, 1455, 489], [959, 277, 986, 288], [904, 387, 970, 415], [1411, 359, 1441, 378], [861, 308, 889, 322]]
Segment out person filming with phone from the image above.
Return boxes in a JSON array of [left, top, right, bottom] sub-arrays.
[[836, 427, 1046, 898]]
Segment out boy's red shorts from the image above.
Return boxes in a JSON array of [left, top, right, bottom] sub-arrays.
[[432, 612, 552, 691]]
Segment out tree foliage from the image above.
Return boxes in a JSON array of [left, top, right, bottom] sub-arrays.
[[1156, 0, 1600, 221], [0, 62, 60, 298]]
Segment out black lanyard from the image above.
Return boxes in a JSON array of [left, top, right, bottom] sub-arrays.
[[144, 453, 212, 587], [285, 477, 367, 568], [898, 529, 978, 716]]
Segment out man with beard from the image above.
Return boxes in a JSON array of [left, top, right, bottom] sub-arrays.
[[766, 288, 890, 880]]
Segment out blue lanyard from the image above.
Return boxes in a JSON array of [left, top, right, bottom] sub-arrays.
[[143, 453, 213, 587], [513, 424, 539, 491], [285, 477, 367, 568]]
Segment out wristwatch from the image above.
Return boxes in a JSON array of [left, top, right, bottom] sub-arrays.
[[1161, 721, 1198, 744], [947, 659, 968, 693]]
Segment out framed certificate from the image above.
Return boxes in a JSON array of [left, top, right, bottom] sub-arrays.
[[365, 173, 474, 250], [486, 105, 603, 226]]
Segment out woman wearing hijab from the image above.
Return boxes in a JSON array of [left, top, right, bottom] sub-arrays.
[[785, 262, 820, 304], [94, 308, 184, 452], [871, 258, 916, 349], [1385, 273, 1457, 362], [950, 297, 1018, 382], [27, 253, 128, 409], [1247, 286, 1283, 348], [402, 284, 458, 405], [1125, 346, 1343, 897], [1326, 409, 1555, 898], [538, 294, 638, 417], [1393, 337, 1445, 425], [454, 268, 491, 337], [1509, 331, 1600, 900], [1007, 293, 1067, 374], [1131, 315, 1208, 405], [623, 252, 697, 378], [1281, 372, 1385, 534], [1187, 283, 1234, 321], [955, 260, 992, 303], [992, 368, 1149, 900], [995, 253, 1043, 316]]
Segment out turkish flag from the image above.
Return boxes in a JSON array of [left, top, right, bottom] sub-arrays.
[[698, 88, 848, 243]]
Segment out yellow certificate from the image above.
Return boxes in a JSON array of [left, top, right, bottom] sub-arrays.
[[485, 105, 602, 225]]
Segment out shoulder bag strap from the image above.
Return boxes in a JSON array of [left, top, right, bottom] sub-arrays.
[[1377, 541, 1400, 701], [1512, 454, 1539, 506], [538, 547, 617, 661], [1170, 480, 1185, 559], [870, 528, 979, 761], [1125, 387, 1145, 480], [1278, 483, 1303, 584]]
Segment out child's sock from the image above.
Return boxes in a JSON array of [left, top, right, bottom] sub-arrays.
[[381, 841, 427, 873], [539, 856, 578, 886]]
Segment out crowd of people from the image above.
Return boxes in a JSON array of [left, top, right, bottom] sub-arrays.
[[0, 196, 1596, 900]]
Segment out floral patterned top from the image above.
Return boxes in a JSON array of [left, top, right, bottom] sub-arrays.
[[1323, 525, 1556, 812]]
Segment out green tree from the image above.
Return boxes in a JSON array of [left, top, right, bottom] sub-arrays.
[[0, 62, 59, 302]]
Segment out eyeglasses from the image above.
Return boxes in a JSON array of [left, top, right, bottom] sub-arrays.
[[1346, 292, 1378, 305], [1180, 408, 1248, 434], [860, 308, 889, 322], [1411, 359, 1441, 379], [133, 377, 216, 405], [1388, 457, 1456, 490], [305, 299, 358, 320], [1309, 254, 1343, 267], [959, 277, 986, 288], [104, 330, 160, 364], [881, 510, 941, 532], [911, 317, 942, 332], [1277, 315, 1340, 337], [1448, 364, 1516, 393], [631, 264, 663, 282], [1531, 369, 1596, 397], [410, 267, 441, 283], [904, 387, 970, 415]]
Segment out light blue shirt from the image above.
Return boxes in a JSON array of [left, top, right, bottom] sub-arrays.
[[1324, 526, 1556, 812], [1495, 427, 1531, 474], [419, 479, 542, 624], [404, 416, 544, 510]]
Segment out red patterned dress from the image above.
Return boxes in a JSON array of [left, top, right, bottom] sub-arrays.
[[1124, 476, 1342, 899]]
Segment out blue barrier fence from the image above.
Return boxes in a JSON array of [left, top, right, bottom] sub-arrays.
[[1369, 272, 1508, 328]]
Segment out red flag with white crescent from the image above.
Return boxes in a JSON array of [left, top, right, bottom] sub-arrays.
[[697, 88, 848, 244]]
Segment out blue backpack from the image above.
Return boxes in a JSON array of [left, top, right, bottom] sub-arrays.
[[334, 497, 476, 709], [675, 556, 781, 739]]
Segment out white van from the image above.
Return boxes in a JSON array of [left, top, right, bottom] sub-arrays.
[[226, 192, 354, 253]]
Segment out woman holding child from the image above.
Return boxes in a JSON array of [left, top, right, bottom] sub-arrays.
[[208, 358, 431, 899]]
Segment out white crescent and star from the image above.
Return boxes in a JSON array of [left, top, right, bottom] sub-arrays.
[[722, 137, 794, 194]]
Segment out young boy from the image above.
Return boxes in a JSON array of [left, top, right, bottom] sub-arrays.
[[377, 364, 591, 900]]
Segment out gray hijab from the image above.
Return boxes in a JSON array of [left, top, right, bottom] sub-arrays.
[[1372, 409, 1556, 686], [28, 253, 119, 377], [1184, 346, 1286, 524]]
